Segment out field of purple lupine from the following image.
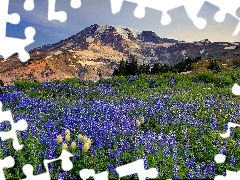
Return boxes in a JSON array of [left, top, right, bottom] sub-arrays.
[[1, 71, 240, 179]]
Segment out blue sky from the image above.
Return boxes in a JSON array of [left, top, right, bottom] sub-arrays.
[[7, 0, 240, 51]]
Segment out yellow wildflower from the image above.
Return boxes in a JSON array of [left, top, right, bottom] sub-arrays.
[[136, 120, 141, 127], [65, 134, 71, 142], [85, 138, 92, 145], [70, 141, 77, 150], [65, 129, 70, 136], [229, 138, 235, 144], [62, 143, 68, 150], [56, 135, 63, 144], [82, 136, 89, 143], [78, 134, 84, 142], [140, 117, 144, 124], [82, 143, 91, 152]]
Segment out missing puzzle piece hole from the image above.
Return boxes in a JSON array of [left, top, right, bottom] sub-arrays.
[[70, 0, 81, 9], [16, 119, 28, 131], [22, 164, 34, 177], [9, 13, 20, 25], [232, 83, 240, 96], [0, 156, 15, 168], [24, 0, 35, 11], [134, 5, 146, 19], [18, 27, 36, 63], [191, 17, 207, 30], [161, 12, 171, 26], [215, 154, 226, 164], [214, 11, 226, 23], [24, 27, 35, 41]]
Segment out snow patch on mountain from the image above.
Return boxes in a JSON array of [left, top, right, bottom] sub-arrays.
[[95, 24, 141, 39]]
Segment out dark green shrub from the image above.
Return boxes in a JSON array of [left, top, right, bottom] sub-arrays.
[[207, 59, 221, 73], [14, 80, 41, 91]]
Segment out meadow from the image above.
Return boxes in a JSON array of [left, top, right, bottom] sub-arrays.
[[1, 70, 240, 179]]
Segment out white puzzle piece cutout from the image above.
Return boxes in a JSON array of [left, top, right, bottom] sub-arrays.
[[0, 156, 15, 180], [21, 150, 73, 180], [0, 102, 28, 150]]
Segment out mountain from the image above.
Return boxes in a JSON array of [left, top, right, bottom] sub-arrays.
[[1, 24, 240, 85]]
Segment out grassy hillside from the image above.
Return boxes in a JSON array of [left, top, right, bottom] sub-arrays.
[[1, 69, 240, 179]]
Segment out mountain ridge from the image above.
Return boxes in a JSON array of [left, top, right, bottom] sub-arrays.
[[1, 24, 240, 85]]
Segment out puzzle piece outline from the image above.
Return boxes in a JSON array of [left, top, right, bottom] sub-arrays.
[[0, 156, 15, 180], [21, 149, 73, 180], [0, 0, 36, 62], [0, 101, 28, 150], [0, 0, 82, 63], [213, 84, 240, 179], [110, 0, 240, 36]]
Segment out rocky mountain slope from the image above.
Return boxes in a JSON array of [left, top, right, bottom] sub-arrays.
[[1, 24, 240, 85]]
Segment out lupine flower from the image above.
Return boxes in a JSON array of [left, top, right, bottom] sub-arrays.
[[72, 176, 78, 180], [187, 169, 195, 179], [195, 165, 201, 179], [169, 77, 176, 85], [57, 172, 67, 180], [236, 140, 240, 146], [230, 156, 236, 166], [73, 154, 79, 161], [108, 163, 118, 176], [219, 147, 227, 155], [173, 164, 178, 179], [36, 164, 43, 175]]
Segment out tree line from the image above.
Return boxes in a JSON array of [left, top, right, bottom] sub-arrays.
[[113, 56, 203, 76]]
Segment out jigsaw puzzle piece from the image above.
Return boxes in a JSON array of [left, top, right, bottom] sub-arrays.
[[232, 83, 240, 96], [110, 0, 204, 26], [0, 27, 35, 62], [79, 169, 108, 180], [215, 153, 226, 164], [215, 170, 240, 180], [220, 122, 240, 138], [46, 149, 73, 172], [22, 164, 50, 180], [116, 159, 158, 180], [0, 156, 15, 180], [110, 0, 184, 25], [48, 0, 67, 22], [0, 102, 28, 150], [206, 0, 240, 36], [206, 0, 240, 22], [0, 0, 36, 62], [0, 0, 20, 38], [145, 0, 189, 25], [182, 0, 207, 29], [21, 150, 73, 180], [48, 0, 81, 22]]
